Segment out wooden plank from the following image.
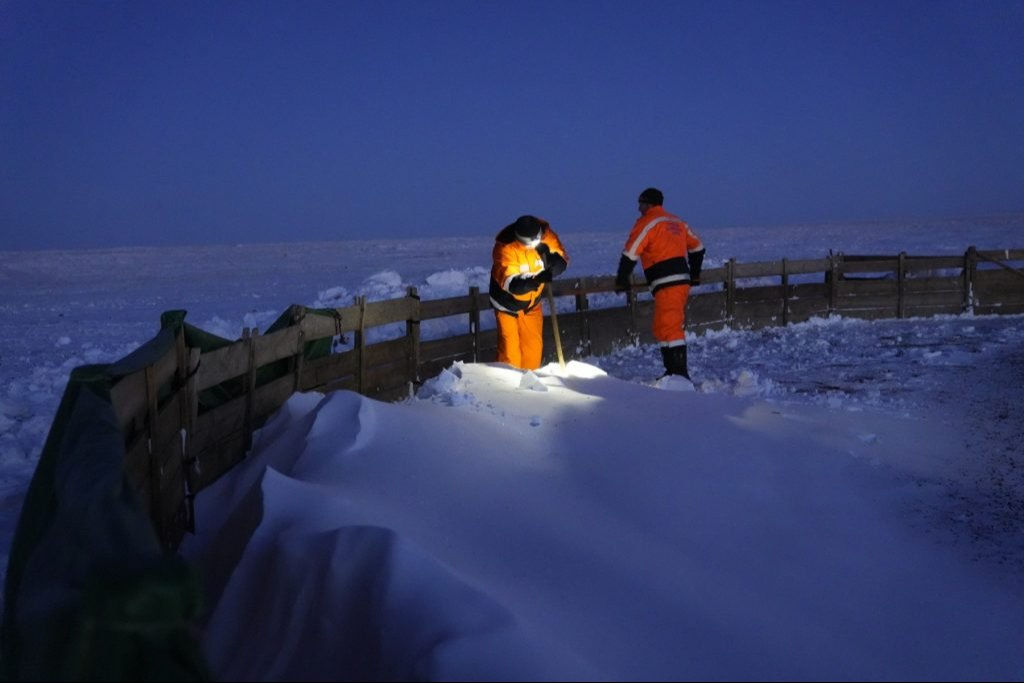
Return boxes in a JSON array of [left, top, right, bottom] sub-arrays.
[[789, 282, 828, 300], [419, 355, 474, 381], [364, 336, 410, 367], [690, 318, 733, 335], [150, 342, 181, 396], [734, 284, 786, 304], [550, 276, 608, 295], [976, 302, 1024, 315], [903, 303, 964, 318], [153, 392, 184, 467], [904, 277, 963, 294], [578, 307, 634, 356], [977, 248, 1024, 262], [834, 294, 899, 312], [300, 350, 359, 391], [299, 306, 361, 340], [903, 256, 966, 271], [974, 269, 1024, 290], [363, 361, 410, 395], [786, 297, 831, 319], [192, 394, 247, 455], [903, 290, 971, 308], [155, 439, 184, 493], [422, 332, 477, 359], [124, 436, 150, 504], [734, 299, 785, 322], [837, 308, 900, 321], [421, 295, 475, 320], [840, 259, 899, 274], [110, 340, 179, 433], [733, 315, 787, 331], [974, 289, 1024, 307], [195, 339, 250, 391], [544, 317, 582, 361], [362, 296, 419, 328], [253, 374, 298, 423], [687, 291, 726, 321], [732, 260, 784, 278], [835, 279, 898, 296], [192, 430, 248, 493], [781, 257, 831, 276], [253, 325, 302, 368], [318, 375, 359, 396], [370, 384, 413, 403]]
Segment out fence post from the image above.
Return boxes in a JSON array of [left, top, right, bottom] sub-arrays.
[[243, 327, 257, 453], [726, 258, 736, 322], [173, 328, 194, 535], [356, 296, 366, 395], [897, 251, 906, 319], [144, 364, 164, 546], [827, 252, 839, 316], [290, 305, 306, 393], [183, 346, 200, 533], [781, 258, 789, 327], [407, 286, 421, 388], [469, 285, 480, 362], [963, 246, 977, 313]]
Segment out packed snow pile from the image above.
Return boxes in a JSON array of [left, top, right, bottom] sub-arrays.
[[180, 360, 1024, 681]]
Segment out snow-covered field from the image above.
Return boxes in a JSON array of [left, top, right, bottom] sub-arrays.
[[2, 214, 1023, 679]]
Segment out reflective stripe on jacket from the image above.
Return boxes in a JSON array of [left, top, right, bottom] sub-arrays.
[[622, 206, 704, 293]]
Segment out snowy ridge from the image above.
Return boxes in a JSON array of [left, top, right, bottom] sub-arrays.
[[180, 361, 1024, 680]]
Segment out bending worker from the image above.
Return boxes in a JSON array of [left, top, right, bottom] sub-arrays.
[[489, 215, 569, 370], [615, 187, 705, 379]]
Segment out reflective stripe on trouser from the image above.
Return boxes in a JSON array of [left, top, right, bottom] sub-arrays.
[[653, 284, 690, 346], [495, 305, 544, 370]]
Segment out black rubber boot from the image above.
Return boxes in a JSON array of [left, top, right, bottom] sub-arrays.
[[670, 345, 690, 379], [660, 347, 673, 377]]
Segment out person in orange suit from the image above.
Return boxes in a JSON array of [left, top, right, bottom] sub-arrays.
[[615, 187, 705, 379], [489, 215, 569, 370]]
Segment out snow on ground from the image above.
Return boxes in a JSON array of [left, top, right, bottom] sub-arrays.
[[181, 354, 1024, 680], [2, 215, 1023, 678]]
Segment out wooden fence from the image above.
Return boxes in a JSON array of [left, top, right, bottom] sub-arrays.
[[108, 247, 1024, 548]]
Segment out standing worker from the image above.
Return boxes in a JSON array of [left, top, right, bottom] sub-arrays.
[[490, 215, 569, 370], [615, 187, 705, 379]]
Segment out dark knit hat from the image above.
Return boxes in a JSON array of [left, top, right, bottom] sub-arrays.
[[638, 187, 664, 206], [513, 215, 543, 243]]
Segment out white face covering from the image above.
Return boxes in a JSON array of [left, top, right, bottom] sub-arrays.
[[518, 235, 541, 249]]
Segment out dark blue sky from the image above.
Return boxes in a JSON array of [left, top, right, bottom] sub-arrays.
[[2, 0, 1022, 250]]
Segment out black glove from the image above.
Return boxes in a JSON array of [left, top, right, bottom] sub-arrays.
[[615, 254, 635, 293], [689, 277, 700, 287], [535, 242, 550, 257], [535, 268, 553, 283], [508, 274, 542, 294]]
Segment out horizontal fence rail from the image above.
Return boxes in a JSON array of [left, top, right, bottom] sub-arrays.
[[102, 247, 1024, 548]]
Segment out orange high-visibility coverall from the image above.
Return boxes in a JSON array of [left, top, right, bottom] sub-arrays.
[[489, 218, 568, 370], [618, 206, 704, 346]]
